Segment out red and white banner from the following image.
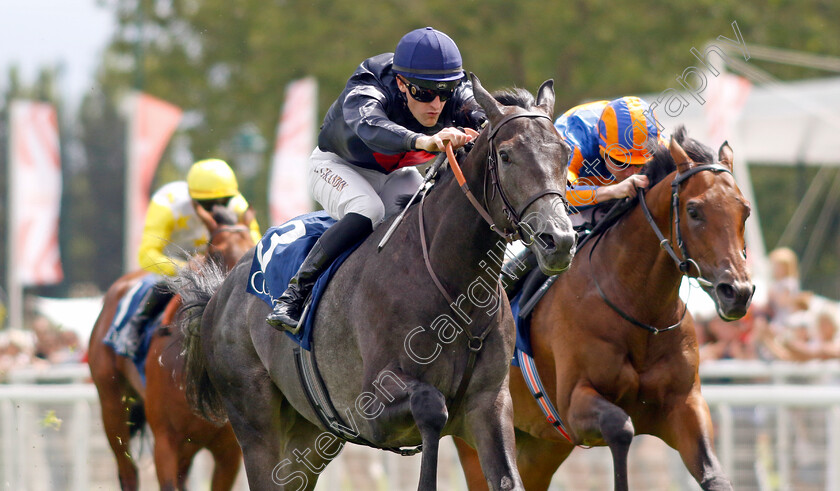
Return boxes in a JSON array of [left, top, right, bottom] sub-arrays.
[[704, 72, 752, 150], [9, 101, 63, 285], [123, 92, 182, 270], [269, 77, 317, 225]]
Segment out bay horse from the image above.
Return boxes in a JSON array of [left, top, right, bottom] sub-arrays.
[[88, 204, 253, 490], [455, 127, 754, 490], [176, 74, 577, 490]]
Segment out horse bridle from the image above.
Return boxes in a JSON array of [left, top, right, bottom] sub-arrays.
[[453, 111, 569, 245], [640, 162, 732, 286], [591, 161, 732, 334]]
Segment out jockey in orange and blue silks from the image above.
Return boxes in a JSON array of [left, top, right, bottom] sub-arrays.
[[554, 96, 663, 213], [498, 97, 664, 296]]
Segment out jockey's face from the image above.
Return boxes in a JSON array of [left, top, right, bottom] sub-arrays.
[[603, 152, 645, 182], [397, 77, 444, 128]]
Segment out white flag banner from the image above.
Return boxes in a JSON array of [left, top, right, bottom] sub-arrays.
[[123, 92, 182, 270], [269, 77, 317, 225], [704, 72, 752, 150], [10, 101, 63, 285]]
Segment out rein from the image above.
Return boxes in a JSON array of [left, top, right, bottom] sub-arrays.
[[590, 162, 732, 335]]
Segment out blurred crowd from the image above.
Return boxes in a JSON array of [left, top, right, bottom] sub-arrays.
[[697, 247, 840, 363], [0, 315, 83, 381]]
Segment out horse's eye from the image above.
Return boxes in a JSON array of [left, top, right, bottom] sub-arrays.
[[499, 150, 511, 164], [686, 205, 701, 220]]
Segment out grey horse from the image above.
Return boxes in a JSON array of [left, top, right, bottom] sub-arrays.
[[177, 74, 576, 490]]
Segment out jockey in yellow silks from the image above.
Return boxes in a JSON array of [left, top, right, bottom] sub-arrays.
[[107, 159, 260, 359]]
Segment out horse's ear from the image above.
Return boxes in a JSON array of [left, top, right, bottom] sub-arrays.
[[669, 137, 694, 173], [194, 201, 218, 232], [535, 79, 555, 119], [470, 72, 503, 125], [718, 140, 734, 171]]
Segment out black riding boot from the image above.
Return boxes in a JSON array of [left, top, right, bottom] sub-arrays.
[[266, 212, 373, 331], [122, 283, 173, 358], [501, 247, 538, 297]]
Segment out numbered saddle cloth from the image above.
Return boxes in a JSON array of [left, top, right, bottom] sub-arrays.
[[246, 211, 362, 350], [102, 273, 162, 383]]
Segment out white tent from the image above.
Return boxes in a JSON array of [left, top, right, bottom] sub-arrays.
[[654, 75, 840, 166]]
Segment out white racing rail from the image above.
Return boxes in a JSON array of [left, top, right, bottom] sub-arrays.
[[3, 360, 840, 490]]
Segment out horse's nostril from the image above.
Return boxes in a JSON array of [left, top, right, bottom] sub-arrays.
[[538, 234, 556, 252], [716, 283, 736, 301]]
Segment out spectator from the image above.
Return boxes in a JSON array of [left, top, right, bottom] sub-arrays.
[[699, 316, 758, 362], [758, 304, 840, 362], [766, 247, 801, 332], [0, 329, 39, 380]]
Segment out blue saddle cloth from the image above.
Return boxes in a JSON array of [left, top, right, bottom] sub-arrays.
[[246, 211, 362, 351], [510, 291, 534, 367], [102, 274, 161, 384]]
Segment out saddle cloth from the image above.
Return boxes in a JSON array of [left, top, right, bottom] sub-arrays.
[[102, 274, 162, 384], [246, 211, 361, 351]]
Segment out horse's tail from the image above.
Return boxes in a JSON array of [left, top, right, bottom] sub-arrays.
[[169, 259, 229, 425]]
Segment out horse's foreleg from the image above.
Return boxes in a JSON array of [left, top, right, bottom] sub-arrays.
[[409, 383, 448, 491], [208, 426, 243, 491], [463, 388, 525, 491], [90, 366, 140, 491], [453, 429, 572, 491], [511, 429, 572, 490], [661, 391, 732, 491], [453, 436, 488, 491], [151, 432, 180, 491], [569, 386, 634, 491]]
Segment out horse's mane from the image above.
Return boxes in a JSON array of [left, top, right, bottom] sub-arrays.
[[429, 87, 536, 191], [589, 125, 717, 232], [491, 87, 535, 110]]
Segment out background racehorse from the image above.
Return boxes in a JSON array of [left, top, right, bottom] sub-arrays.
[[88, 205, 253, 491], [455, 127, 754, 491], [176, 74, 577, 490]]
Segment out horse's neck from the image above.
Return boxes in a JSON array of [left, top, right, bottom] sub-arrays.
[[422, 152, 504, 308], [604, 183, 684, 310]]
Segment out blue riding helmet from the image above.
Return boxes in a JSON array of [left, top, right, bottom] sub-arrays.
[[393, 27, 464, 88]]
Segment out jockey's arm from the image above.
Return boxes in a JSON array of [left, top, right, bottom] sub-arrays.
[[344, 86, 419, 154], [229, 194, 262, 243], [137, 201, 183, 276]]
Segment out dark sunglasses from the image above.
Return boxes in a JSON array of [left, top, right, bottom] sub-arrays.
[[195, 197, 232, 212], [399, 75, 456, 103]]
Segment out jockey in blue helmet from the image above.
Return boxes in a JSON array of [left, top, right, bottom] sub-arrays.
[[267, 27, 486, 331]]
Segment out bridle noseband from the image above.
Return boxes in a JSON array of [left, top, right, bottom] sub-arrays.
[[639, 162, 732, 287]]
